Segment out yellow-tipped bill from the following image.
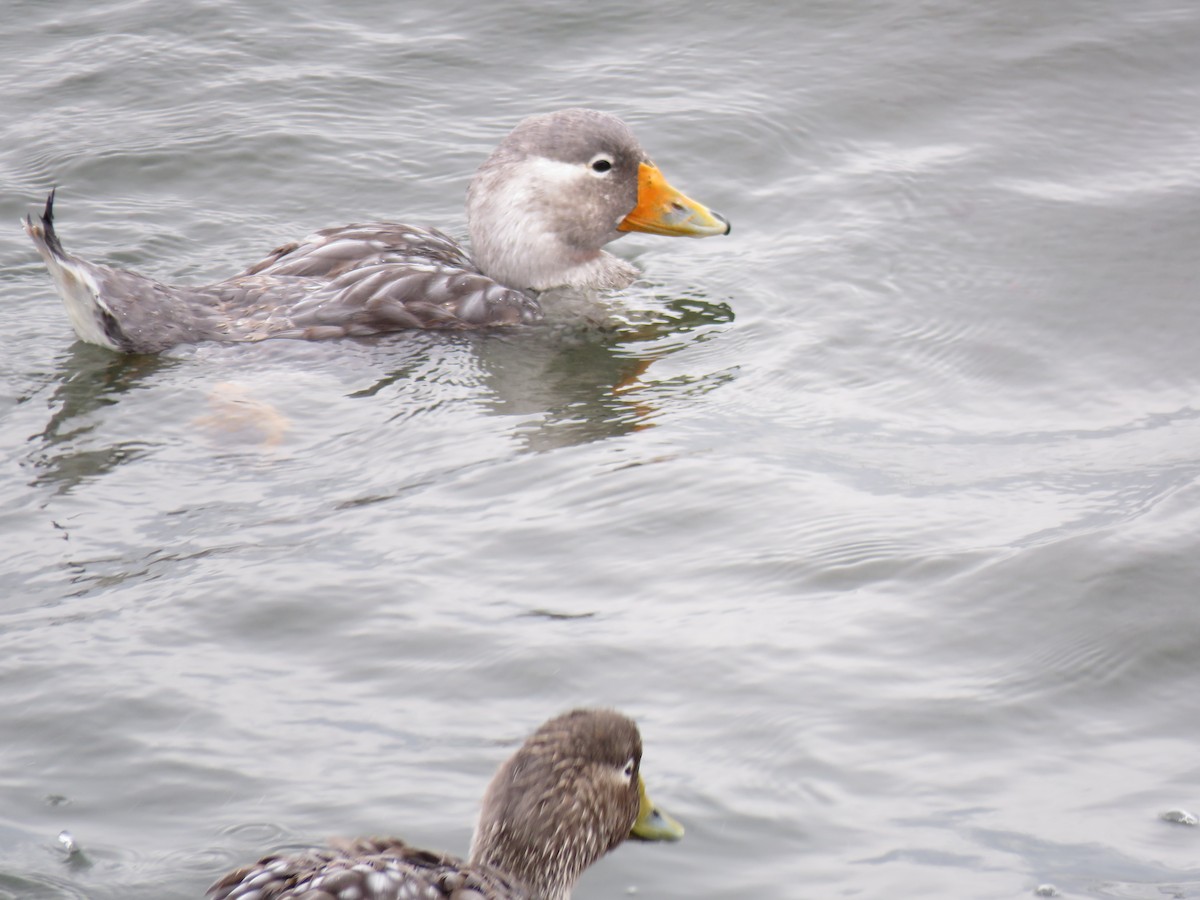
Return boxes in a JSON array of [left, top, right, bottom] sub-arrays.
[[630, 773, 685, 841], [618, 162, 730, 238]]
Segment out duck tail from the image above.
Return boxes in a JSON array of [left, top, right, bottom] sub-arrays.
[[23, 190, 134, 351], [24, 188, 67, 260]]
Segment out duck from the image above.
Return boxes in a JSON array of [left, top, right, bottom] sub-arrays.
[[24, 109, 730, 354], [207, 709, 684, 900]]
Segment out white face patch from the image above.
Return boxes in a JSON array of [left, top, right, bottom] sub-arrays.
[[467, 149, 641, 291], [473, 156, 585, 236], [522, 155, 592, 188]]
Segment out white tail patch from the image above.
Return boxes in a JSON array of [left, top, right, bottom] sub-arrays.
[[24, 215, 121, 351]]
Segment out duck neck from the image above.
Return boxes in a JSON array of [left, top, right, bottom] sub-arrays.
[[470, 833, 571, 899], [468, 772, 608, 900]]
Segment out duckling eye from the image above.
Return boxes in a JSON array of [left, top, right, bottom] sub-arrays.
[[589, 155, 614, 176], [621, 758, 636, 780]]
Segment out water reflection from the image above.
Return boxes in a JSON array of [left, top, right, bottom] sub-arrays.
[[28, 343, 175, 495], [0, 872, 92, 900], [479, 293, 736, 451], [966, 824, 1200, 899], [335, 291, 734, 452]]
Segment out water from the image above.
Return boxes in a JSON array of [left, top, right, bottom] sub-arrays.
[[3, 0, 1200, 897]]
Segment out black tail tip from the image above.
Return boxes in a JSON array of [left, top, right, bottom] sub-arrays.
[[33, 188, 65, 256]]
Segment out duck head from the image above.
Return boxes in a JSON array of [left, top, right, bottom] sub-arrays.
[[466, 108, 729, 294], [468, 708, 681, 900]]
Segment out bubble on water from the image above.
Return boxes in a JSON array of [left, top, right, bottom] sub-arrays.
[[57, 830, 79, 857], [1161, 809, 1199, 826]]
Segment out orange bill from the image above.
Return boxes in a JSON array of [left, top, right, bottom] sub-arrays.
[[618, 162, 731, 238]]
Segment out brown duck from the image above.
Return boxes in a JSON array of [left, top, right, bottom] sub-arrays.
[[208, 709, 683, 900]]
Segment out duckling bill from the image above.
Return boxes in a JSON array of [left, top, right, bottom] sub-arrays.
[[208, 709, 681, 900], [25, 109, 729, 354]]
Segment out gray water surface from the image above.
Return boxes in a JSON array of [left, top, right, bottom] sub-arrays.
[[3, 1, 1200, 898]]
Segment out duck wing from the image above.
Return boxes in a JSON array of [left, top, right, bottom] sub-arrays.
[[208, 836, 527, 900], [212, 224, 542, 341]]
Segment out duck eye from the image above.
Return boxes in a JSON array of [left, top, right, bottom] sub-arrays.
[[622, 758, 636, 779], [589, 155, 613, 175]]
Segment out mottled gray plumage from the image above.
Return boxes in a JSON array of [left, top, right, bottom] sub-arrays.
[[208, 710, 652, 900], [24, 108, 728, 354], [24, 196, 538, 353]]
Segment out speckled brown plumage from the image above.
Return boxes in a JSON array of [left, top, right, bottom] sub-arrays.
[[207, 710, 659, 900], [208, 837, 524, 900]]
